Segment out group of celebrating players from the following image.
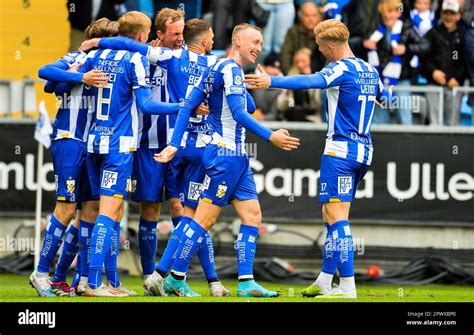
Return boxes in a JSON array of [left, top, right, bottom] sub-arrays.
[[30, 6, 383, 299]]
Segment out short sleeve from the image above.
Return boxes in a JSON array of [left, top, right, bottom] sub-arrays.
[[319, 61, 347, 88], [59, 51, 87, 68], [148, 47, 182, 68]]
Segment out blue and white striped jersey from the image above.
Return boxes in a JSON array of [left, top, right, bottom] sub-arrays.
[[147, 47, 218, 155], [320, 57, 383, 165], [191, 58, 249, 154], [79, 49, 150, 154], [137, 62, 169, 149], [51, 51, 93, 143]]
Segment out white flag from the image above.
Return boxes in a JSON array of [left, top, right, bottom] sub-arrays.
[[34, 101, 53, 149]]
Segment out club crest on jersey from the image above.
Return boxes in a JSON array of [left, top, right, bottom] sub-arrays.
[[233, 75, 242, 85], [101, 170, 118, 189], [216, 184, 227, 199], [66, 179, 75, 194], [188, 182, 203, 201], [338, 176, 352, 195], [321, 68, 335, 77]]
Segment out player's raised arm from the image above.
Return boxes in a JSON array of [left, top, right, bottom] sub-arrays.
[[226, 94, 300, 151], [39, 59, 107, 88], [80, 35, 177, 68]]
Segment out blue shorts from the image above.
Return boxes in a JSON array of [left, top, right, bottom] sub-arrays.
[[87, 152, 133, 199], [131, 148, 166, 202], [200, 144, 258, 207], [319, 155, 369, 203], [51, 139, 94, 203], [165, 156, 185, 201], [178, 155, 207, 208]]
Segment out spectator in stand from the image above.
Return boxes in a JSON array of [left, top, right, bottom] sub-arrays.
[[209, 0, 269, 50], [257, 0, 295, 61], [279, 2, 326, 74], [249, 53, 284, 121], [324, 0, 351, 21], [409, 0, 435, 88], [342, 0, 382, 59], [277, 48, 322, 122], [364, 0, 430, 124], [458, 0, 474, 124], [422, 0, 467, 125], [67, 0, 127, 51], [410, 0, 435, 37]]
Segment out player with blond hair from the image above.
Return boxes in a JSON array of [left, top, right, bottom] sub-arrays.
[[245, 19, 385, 298], [155, 23, 300, 297], [31, 18, 119, 297]]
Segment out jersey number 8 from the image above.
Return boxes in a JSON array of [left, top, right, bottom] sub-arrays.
[[97, 83, 113, 121]]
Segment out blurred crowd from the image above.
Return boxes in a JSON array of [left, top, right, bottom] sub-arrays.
[[67, 0, 474, 126]]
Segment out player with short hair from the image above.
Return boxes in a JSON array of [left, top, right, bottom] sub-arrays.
[[155, 23, 300, 297], [30, 18, 118, 297], [81, 17, 232, 297], [75, 11, 181, 297], [245, 19, 384, 299]]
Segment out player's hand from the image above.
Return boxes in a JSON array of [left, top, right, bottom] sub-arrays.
[[150, 38, 162, 48], [82, 70, 108, 88], [194, 103, 210, 116], [244, 64, 271, 89], [433, 70, 446, 86], [269, 129, 300, 151], [79, 38, 101, 52], [154, 145, 178, 163]]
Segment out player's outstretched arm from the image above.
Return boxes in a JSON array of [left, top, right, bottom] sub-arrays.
[[244, 64, 327, 90], [134, 87, 181, 115], [99, 36, 149, 56], [81, 36, 170, 67], [39, 62, 107, 88], [154, 87, 207, 163], [81, 36, 152, 61], [227, 94, 300, 151]]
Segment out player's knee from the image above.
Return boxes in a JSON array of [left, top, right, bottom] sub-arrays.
[[168, 200, 184, 218], [140, 202, 161, 221], [81, 201, 99, 223], [197, 216, 217, 230], [245, 208, 262, 227], [54, 202, 76, 223]]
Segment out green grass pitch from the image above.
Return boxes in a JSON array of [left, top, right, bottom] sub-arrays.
[[1, 274, 473, 302]]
